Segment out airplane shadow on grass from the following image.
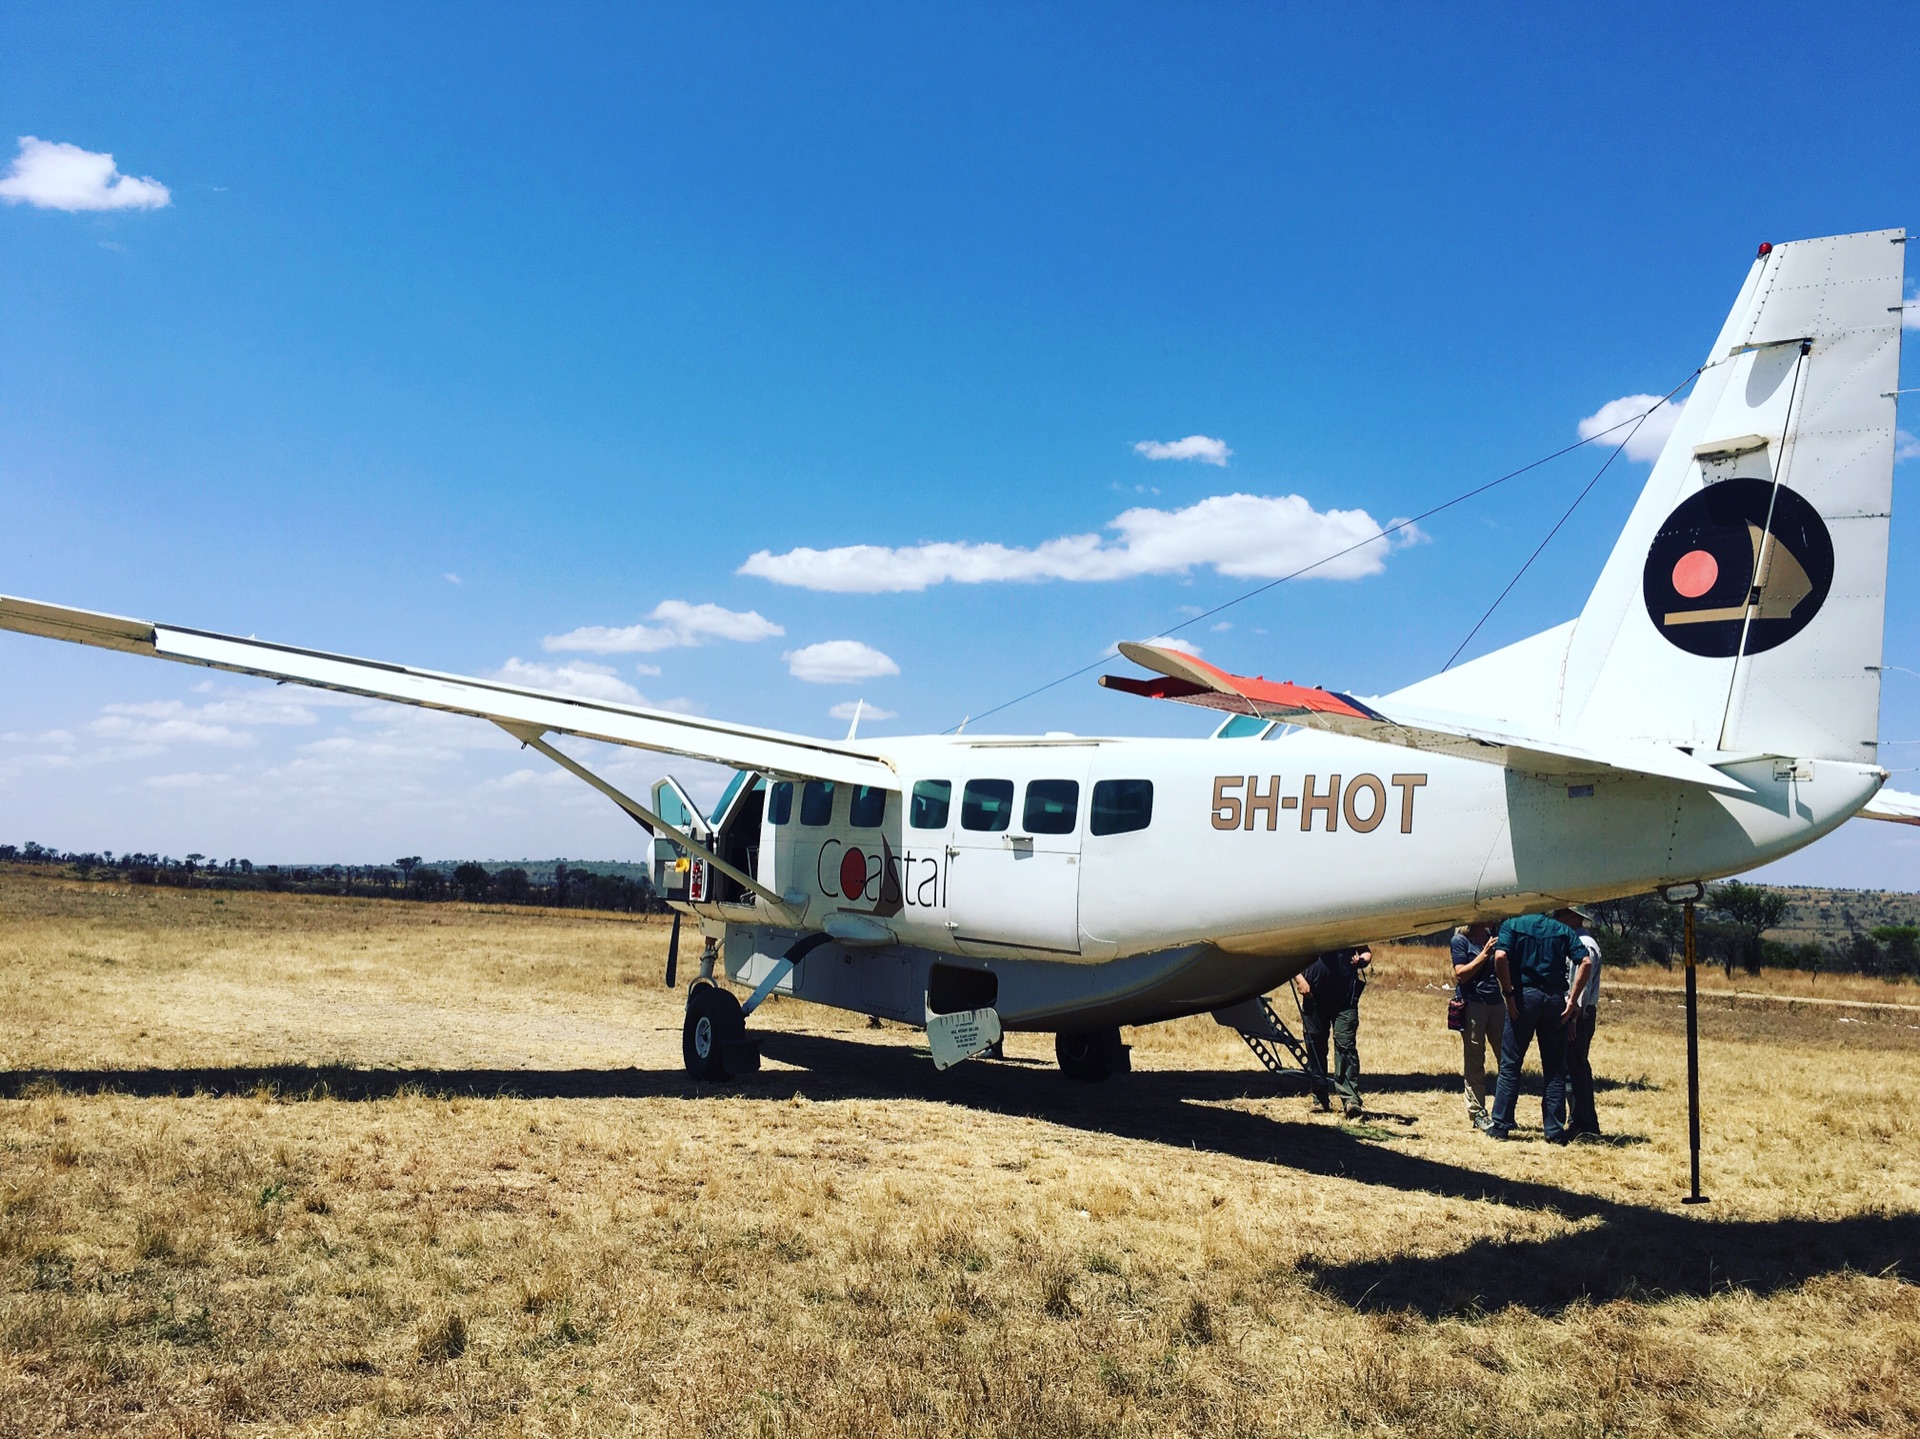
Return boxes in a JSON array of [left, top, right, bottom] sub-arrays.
[[5, 1030, 1913, 1318]]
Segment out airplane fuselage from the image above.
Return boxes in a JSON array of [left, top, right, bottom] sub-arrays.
[[681, 728, 1883, 1027]]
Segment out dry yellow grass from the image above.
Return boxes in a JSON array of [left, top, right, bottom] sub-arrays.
[[3, 869, 1918, 1437]]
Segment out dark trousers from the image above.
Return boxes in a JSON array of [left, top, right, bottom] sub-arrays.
[[1303, 1001, 1360, 1105], [1563, 1004, 1599, 1134], [1489, 987, 1569, 1139]]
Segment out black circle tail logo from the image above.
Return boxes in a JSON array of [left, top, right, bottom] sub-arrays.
[[1642, 478, 1833, 658]]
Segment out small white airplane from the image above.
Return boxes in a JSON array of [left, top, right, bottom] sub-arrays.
[[4, 229, 1914, 1084]]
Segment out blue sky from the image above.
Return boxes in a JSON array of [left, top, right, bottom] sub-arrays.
[[2, 4, 1916, 884]]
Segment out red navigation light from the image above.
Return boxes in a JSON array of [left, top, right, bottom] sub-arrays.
[[1757, 242, 1773, 257]]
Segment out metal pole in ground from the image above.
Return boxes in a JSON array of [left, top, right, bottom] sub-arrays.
[[1682, 895, 1708, 1204], [1660, 882, 1710, 1205]]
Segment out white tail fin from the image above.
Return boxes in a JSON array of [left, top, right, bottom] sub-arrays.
[[1408, 231, 1906, 765], [1562, 229, 1904, 762]]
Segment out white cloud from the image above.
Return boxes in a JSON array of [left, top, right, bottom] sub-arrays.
[[143, 771, 227, 791], [828, 700, 898, 721], [785, 641, 900, 684], [1578, 394, 1685, 464], [1905, 287, 1919, 331], [0, 136, 171, 212], [740, 492, 1414, 594], [81, 693, 333, 749], [1897, 430, 1919, 463], [89, 713, 254, 748], [1139, 635, 1202, 657], [104, 695, 320, 727], [443, 573, 462, 585], [491, 658, 646, 703], [543, 599, 783, 654], [0, 728, 74, 745], [1133, 435, 1231, 465]]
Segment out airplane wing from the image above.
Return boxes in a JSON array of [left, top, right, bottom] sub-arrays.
[[1856, 789, 1920, 826], [1100, 641, 1752, 794], [0, 595, 895, 788]]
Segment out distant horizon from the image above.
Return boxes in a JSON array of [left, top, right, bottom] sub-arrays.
[[6, 839, 1915, 899]]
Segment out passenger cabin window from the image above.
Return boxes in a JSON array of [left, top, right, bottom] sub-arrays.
[[910, 780, 952, 829], [961, 779, 1015, 831], [767, 780, 794, 825], [850, 785, 887, 828], [1090, 779, 1154, 836], [800, 780, 836, 826], [1023, 779, 1079, 834]]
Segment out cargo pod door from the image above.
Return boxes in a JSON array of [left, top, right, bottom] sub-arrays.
[[946, 751, 1090, 957]]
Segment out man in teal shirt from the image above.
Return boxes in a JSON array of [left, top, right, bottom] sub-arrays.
[[1484, 911, 1594, 1142]]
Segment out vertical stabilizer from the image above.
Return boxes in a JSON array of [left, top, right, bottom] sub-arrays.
[[1558, 230, 1905, 763]]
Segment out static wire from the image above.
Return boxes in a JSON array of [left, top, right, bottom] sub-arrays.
[[949, 372, 1700, 734], [1441, 366, 1698, 672]]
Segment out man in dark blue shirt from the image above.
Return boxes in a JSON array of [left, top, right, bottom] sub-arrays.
[[1485, 912, 1593, 1143], [1295, 945, 1370, 1116]]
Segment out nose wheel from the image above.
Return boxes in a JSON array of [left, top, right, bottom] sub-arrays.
[[683, 981, 755, 1080]]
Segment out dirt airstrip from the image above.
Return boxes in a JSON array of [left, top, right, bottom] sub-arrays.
[[2, 871, 1918, 1437]]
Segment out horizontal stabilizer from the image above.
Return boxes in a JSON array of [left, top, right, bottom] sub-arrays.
[[1857, 789, 1920, 826], [1103, 641, 1752, 793], [0, 594, 895, 788]]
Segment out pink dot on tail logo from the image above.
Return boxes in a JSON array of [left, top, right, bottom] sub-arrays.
[[1672, 549, 1718, 599], [839, 848, 868, 900]]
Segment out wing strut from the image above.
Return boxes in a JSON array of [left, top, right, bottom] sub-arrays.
[[495, 721, 794, 916]]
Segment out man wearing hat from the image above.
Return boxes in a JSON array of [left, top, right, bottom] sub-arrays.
[[1484, 908, 1594, 1143], [1558, 906, 1604, 1139]]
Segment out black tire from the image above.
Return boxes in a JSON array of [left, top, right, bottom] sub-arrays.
[[1056, 1027, 1125, 1082], [683, 983, 746, 1081]]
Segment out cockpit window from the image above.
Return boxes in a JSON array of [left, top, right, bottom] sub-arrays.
[[850, 785, 887, 828], [800, 781, 836, 826], [1214, 714, 1273, 739], [960, 780, 1015, 832], [1090, 779, 1153, 836], [910, 780, 951, 829], [1023, 780, 1079, 834], [767, 781, 793, 825]]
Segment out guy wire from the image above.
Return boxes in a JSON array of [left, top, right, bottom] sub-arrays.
[[1441, 365, 1697, 672]]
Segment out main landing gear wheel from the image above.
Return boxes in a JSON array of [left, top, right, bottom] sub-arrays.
[[1055, 1027, 1130, 1082], [683, 982, 747, 1081]]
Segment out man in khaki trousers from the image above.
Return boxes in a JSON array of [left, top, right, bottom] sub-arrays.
[[1451, 922, 1504, 1129]]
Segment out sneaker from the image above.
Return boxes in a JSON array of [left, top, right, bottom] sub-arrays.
[[1311, 1095, 1332, 1113], [1343, 1102, 1365, 1119], [1545, 1132, 1571, 1146], [1482, 1125, 1511, 1141]]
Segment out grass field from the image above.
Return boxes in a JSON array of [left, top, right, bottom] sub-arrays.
[[3, 870, 1919, 1437]]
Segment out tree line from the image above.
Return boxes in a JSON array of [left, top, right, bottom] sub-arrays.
[[1587, 882, 1920, 982], [6, 840, 1915, 974], [0, 842, 662, 914]]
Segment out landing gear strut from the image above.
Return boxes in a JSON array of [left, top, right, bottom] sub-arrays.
[[1055, 1027, 1130, 1082]]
